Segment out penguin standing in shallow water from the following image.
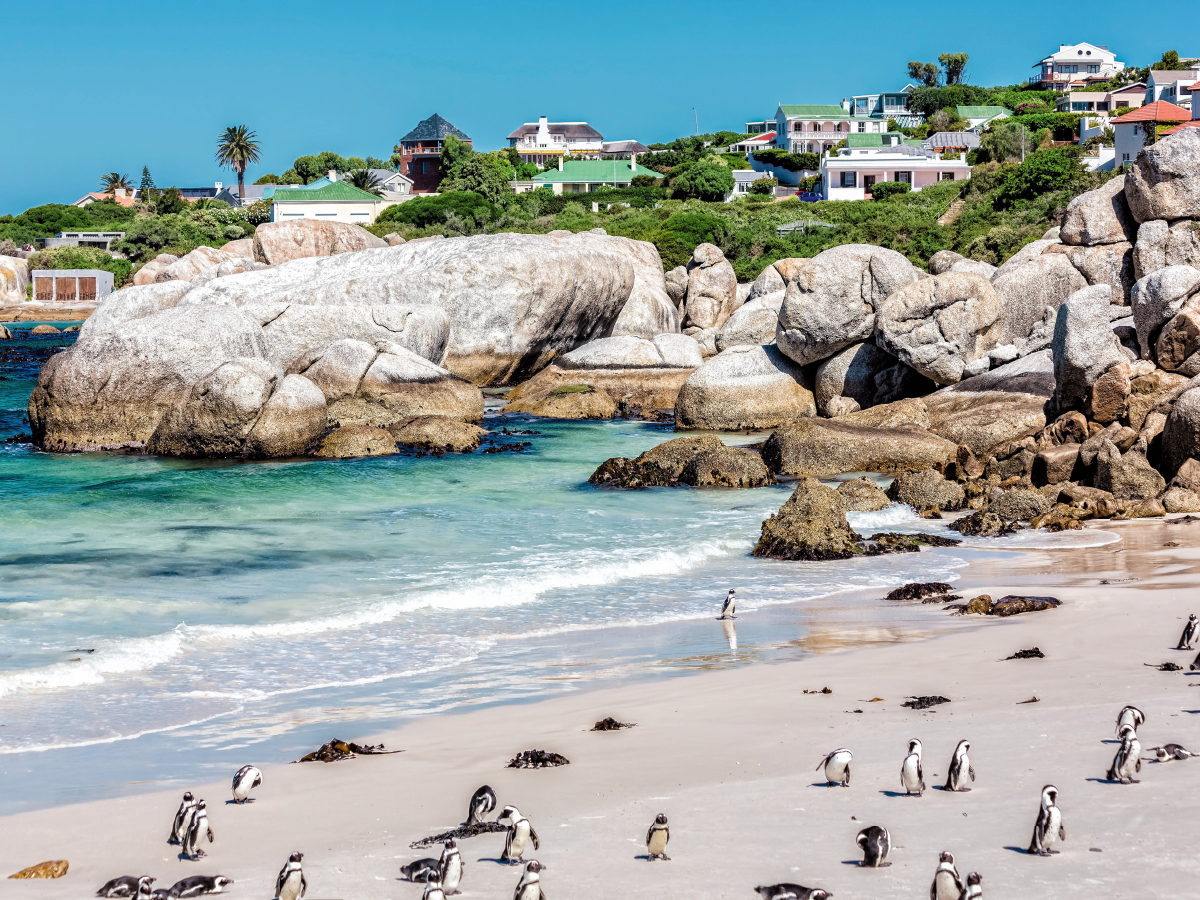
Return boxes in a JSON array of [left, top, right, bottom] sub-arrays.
[[498, 806, 540, 865], [466, 785, 497, 826], [816, 748, 852, 786], [169, 793, 197, 845], [182, 800, 213, 859], [901, 739, 925, 796], [439, 838, 464, 895], [963, 872, 983, 898], [1115, 705, 1144, 737], [512, 860, 546, 900], [231, 765, 261, 804], [754, 885, 830, 900], [944, 739, 975, 792], [929, 851, 963, 900], [275, 852, 306, 900], [97, 876, 155, 898], [719, 590, 736, 619], [1028, 785, 1065, 855], [1107, 725, 1142, 783], [1177, 614, 1198, 650], [856, 825, 891, 867], [645, 813, 670, 860]]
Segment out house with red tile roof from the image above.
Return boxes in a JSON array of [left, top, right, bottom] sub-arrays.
[[1111, 100, 1190, 166]]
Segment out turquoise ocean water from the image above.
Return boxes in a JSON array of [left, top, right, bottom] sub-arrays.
[[0, 325, 1114, 814]]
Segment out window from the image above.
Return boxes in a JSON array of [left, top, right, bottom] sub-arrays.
[[857, 122, 866, 133], [1123, 153, 1131, 161], [1087, 64, 1100, 73], [840, 171, 857, 188], [422, 161, 430, 173], [894, 171, 912, 183], [939, 172, 955, 181], [793, 121, 802, 131], [1133, 125, 1140, 135]]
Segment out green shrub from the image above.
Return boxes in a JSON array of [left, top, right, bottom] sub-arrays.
[[993, 148, 1085, 209], [112, 212, 224, 263], [0, 200, 136, 248], [751, 149, 820, 172], [671, 159, 735, 201], [647, 212, 724, 268], [870, 181, 912, 201], [224, 225, 246, 239], [376, 192, 499, 229], [750, 177, 778, 195], [28, 246, 133, 287]]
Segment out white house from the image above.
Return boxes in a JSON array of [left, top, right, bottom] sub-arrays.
[[270, 174, 386, 224], [727, 169, 777, 200], [1030, 43, 1125, 91], [1055, 83, 1146, 116], [1110, 100, 1190, 168], [507, 117, 604, 163], [820, 135, 970, 201], [775, 104, 868, 153], [957, 106, 1012, 131], [729, 132, 776, 152], [1145, 67, 1200, 110], [846, 85, 924, 128]]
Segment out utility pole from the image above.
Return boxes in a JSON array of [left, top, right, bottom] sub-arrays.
[[693, 108, 699, 136]]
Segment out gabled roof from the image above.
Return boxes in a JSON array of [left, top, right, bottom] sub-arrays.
[[601, 140, 651, 153], [1111, 99, 1190, 123], [1148, 69, 1200, 83], [846, 132, 917, 148], [1162, 120, 1200, 135], [778, 104, 849, 118], [73, 191, 137, 208], [922, 131, 982, 149], [532, 158, 664, 183], [272, 183, 382, 202], [399, 114, 471, 143], [957, 106, 1012, 118], [508, 122, 603, 140], [367, 168, 412, 184]]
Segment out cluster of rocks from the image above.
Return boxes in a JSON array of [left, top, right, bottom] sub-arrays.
[[588, 435, 775, 489]]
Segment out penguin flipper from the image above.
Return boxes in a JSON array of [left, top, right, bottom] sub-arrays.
[[1059, 823, 1066, 840], [969, 764, 975, 781], [299, 874, 307, 900], [844, 763, 850, 784], [645, 826, 653, 846], [529, 825, 540, 850]]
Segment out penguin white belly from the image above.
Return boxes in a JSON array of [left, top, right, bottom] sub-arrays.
[[1043, 807, 1062, 849], [933, 871, 960, 900], [515, 882, 541, 900], [508, 822, 530, 857], [647, 828, 668, 856], [278, 872, 304, 900], [901, 756, 922, 793], [233, 782, 249, 802], [826, 760, 848, 783], [441, 856, 462, 892]]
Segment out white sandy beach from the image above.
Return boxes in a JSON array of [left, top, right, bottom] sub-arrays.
[[5, 517, 1200, 899]]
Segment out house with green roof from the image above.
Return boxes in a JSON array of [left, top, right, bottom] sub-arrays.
[[957, 106, 1013, 131], [774, 102, 899, 153], [271, 174, 388, 224], [528, 157, 664, 195]]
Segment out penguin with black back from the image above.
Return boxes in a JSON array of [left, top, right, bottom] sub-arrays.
[[466, 785, 497, 826], [1177, 614, 1198, 650], [856, 825, 891, 867], [1028, 785, 1065, 855], [753, 885, 831, 900], [97, 877, 154, 898]]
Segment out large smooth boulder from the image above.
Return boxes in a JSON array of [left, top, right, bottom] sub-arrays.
[[991, 254, 1089, 345], [180, 232, 636, 384], [1124, 129, 1200, 223], [760, 418, 956, 476], [715, 297, 784, 351], [775, 245, 919, 366], [886, 468, 965, 511], [813, 341, 929, 416], [664, 266, 688, 306], [0, 255, 30, 303], [157, 246, 233, 282], [1060, 175, 1138, 246], [1155, 309, 1200, 373], [600, 235, 680, 339], [683, 243, 738, 329], [1094, 440, 1165, 499], [674, 344, 815, 431], [558, 334, 701, 370], [1046, 242, 1135, 303], [1162, 385, 1200, 477], [950, 258, 998, 278], [191, 256, 269, 287], [753, 478, 862, 560], [253, 218, 388, 265], [145, 358, 280, 456], [245, 374, 328, 457], [747, 262, 785, 300], [929, 250, 965, 274], [78, 282, 192, 336], [316, 425, 396, 458], [220, 237, 255, 258], [875, 271, 1003, 384], [1052, 286, 1127, 411], [1133, 219, 1200, 281], [132, 254, 178, 286], [390, 416, 486, 453], [993, 239, 1060, 278], [1131, 265, 1200, 359]]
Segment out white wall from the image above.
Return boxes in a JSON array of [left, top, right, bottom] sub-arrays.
[[271, 201, 380, 224]]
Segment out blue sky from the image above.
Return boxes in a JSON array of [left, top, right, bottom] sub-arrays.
[[2, 2, 1187, 214]]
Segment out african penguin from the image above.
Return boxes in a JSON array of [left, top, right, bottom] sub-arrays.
[[231, 765, 262, 804], [944, 739, 975, 792], [401, 858, 441, 882], [816, 748, 852, 786], [856, 825, 891, 867], [646, 813, 670, 860], [1177, 614, 1198, 650], [466, 785, 497, 826], [930, 851, 963, 900], [512, 860, 546, 900], [901, 738, 926, 796], [97, 876, 155, 898], [1027, 784, 1065, 855], [754, 884, 831, 900], [497, 805, 540, 864], [421, 877, 446, 900], [1107, 725, 1142, 783], [1148, 742, 1196, 761], [169, 792, 197, 845], [720, 589, 737, 619], [275, 852, 306, 900], [166, 876, 234, 898], [963, 871, 983, 898], [181, 800, 213, 859], [439, 837, 464, 894], [1115, 705, 1144, 737], [1192, 648, 1200, 671], [135, 878, 156, 900]]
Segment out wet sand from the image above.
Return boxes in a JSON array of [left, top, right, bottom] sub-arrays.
[[5, 517, 1200, 899]]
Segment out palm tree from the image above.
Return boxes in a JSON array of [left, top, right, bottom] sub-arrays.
[[100, 172, 132, 194], [215, 125, 263, 203], [346, 168, 385, 197]]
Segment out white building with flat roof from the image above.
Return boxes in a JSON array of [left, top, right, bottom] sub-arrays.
[[820, 137, 970, 201], [1031, 43, 1124, 91]]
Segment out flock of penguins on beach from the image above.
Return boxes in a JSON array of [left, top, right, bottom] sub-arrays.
[[92, 604, 1200, 900]]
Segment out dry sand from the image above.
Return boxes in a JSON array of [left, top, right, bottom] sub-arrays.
[[5, 518, 1200, 899]]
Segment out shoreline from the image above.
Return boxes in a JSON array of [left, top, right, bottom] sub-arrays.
[[5, 517, 1199, 897]]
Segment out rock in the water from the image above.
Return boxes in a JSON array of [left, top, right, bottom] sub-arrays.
[[675, 344, 815, 431], [1162, 485, 1200, 513], [716, 299, 783, 352], [886, 468, 965, 512], [836, 476, 890, 511], [0, 324, 12, 340], [813, 341, 930, 416], [1052, 285, 1127, 411], [245, 374, 328, 457], [502, 384, 618, 419], [29, 324, 61, 334], [776, 244, 919, 366], [1132, 265, 1200, 360], [990, 595, 1062, 616], [664, 266, 688, 306], [990, 489, 1052, 521], [1095, 440, 1165, 499], [316, 425, 397, 458], [501, 362, 692, 419], [950, 507, 1020, 536], [253, 218, 388, 265], [1124, 129, 1200, 223], [991, 254, 1089, 346], [7, 861, 68, 879], [590, 435, 729, 488], [683, 243, 738, 330], [679, 446, 776, 488], [761, 418, 955, 477], [1060, 175, 1138, 246], [390, 416, 485, 453], [753, 477, 863, 560], [875, 271, 1003, 384]]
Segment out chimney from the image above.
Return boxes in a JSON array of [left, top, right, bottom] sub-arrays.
[[215, 182, 222, 190], [558, 156, 563, 172], [842, 97, 850, 112], [630, 151, 637, 171], [891, 135, 899, 146], [328, 170, 337, 182]]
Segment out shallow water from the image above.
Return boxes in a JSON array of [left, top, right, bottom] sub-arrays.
[[0, 324, 1116, 814]]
